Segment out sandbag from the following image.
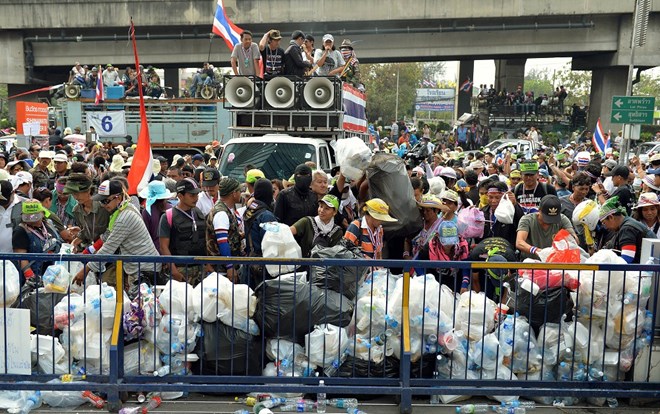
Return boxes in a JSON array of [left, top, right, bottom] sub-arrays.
[[255, 275, 354, 343], [366, 153, 422, 241], [309, 244, 366, 300], [511, 281, 573, 335], [14, 288, 66, 335], [194, 321, 263, 376]]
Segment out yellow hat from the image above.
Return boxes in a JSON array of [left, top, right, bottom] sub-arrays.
[[365, 198, 397, 222], [510, 170, 522, 178], [245, 169, 265, 184], [416, 194, 443, 210]]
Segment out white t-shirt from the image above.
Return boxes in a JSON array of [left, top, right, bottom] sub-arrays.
[[0, 198, 20, 253], [196, 191, 216, 216], [71, 66, 85, 78], [102, 69, 119, 86], [313, 49, 345, 76]]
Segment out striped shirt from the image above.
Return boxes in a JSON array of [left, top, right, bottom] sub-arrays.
[[88, 202, 161, 275], [343, 217, 383, 259]]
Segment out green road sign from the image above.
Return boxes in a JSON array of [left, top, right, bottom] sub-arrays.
[[611, 96, 655, 124]]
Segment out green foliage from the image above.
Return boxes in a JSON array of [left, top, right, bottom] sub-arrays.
[[362, 62, 423, 122], [0, 84, 8, 125], [542, 131, 561, 147], [524, 68, 555, 96], [633, 73, 660, 99]]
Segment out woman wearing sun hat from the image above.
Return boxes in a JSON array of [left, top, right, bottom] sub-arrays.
[[403, 194, 443, 259], [343, 197, 396, 259], [633, 192, 660, 238], [139, 180, 176, 253]]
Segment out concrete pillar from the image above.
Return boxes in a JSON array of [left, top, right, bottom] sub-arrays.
[[588, 67, 628, 133], [494, 59, 526, 93], [163, 68, 179, 98], [457, 60, 474, 116], [0, 32, 25, 85]]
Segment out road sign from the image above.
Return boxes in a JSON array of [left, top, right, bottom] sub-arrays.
[[610, 96, 655, 124]]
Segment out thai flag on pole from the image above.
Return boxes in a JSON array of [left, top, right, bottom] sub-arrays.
[[592, 118, 610, 154], [212, 0, 243, 51], [94, 74, 103, 105], [460, 78, 473, 93]]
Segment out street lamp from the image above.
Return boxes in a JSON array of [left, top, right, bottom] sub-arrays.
[[394, 67, 400, 121]]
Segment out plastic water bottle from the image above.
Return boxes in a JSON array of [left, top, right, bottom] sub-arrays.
[[316, 380, 326, 413], [153, 365, 171, 377], [256, 398, 286, 409], [236, 396, 258, 406], [430, 370, 440, 405], [326, 398, 357, 409], [18, 391, 42, 414], [493, 407, 526, 414], [643, 310, 654, 336], [60, 373, 86, 382], [346, 409, 367, 414], [456, 403, 490, 413], [142, 395, 162, 412], [137, 392, 146, 403], [279, 401, 316, 412], [502, 400, 535, 409], [261, 222, 281, 233]]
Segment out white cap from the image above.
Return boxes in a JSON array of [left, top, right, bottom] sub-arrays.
[[440, 167, 457, 179], [11, 171, 33, 189], [53, 153, 68, 163], [322, 34, 334, 43], [38, 150, 55, 159]]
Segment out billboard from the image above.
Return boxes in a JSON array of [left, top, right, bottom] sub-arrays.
[[416, 88, 455, 101], [16, 102, 49, 136], [415, 103, 455, 112]]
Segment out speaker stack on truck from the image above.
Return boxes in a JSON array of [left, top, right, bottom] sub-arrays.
[[224, 75, 342, 130]]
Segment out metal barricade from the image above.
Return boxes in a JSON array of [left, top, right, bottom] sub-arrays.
[[1, 252, 659, 413]]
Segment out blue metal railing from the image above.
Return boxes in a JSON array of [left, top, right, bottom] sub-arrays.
[[0, 252, 658, 413]]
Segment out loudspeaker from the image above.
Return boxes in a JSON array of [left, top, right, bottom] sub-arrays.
[[264, 77, 298, 109], [223, 76, 261, 109], [303, 77, 337, 110], [65, 84, 81, 99]]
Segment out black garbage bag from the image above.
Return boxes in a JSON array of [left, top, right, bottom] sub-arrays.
[[309, 245, 366, 301], [337, 355, 400, 378], [366, 153, 422, 241], [511, 282, 574, 335], [255, 276, 354, 343], [193, 321, 263, 376], [13, 287, 66, 335]]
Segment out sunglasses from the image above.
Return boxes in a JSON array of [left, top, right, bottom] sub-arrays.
[[100, 194, 120, 205]]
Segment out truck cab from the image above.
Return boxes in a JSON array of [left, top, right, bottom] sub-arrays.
[[218, 134, 333, 181]]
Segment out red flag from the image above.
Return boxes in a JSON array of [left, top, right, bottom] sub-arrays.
[[126, 19, 154, 196]]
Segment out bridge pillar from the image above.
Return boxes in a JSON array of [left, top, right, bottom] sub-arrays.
[[588, 66, 628, 133], [0, 32, 25, 85], [163, 68, 179, 98], [457, 60, 474, 116], [494, 59, 526, 93]]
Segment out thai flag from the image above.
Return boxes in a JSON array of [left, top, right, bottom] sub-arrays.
[[94, 74, 103, 105], [592, 118, 610, 154], [342, 83, 367, 133], [460, 78, 473, 93], [212, 0, 244, 51]]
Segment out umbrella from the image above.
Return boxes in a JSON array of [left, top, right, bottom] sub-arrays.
[[64, 134, 86, 144]]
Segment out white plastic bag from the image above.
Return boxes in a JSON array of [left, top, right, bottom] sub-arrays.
[[31, 334, 68, 374], [159, 279, 196, 321], [0, 259, 20, 307], [455, 291, 496, 341], [494, 193, 515, 224], [123, 341, 162, 376], [304, 324, 349, 368], [334, 137, 373, 181], [260, 222, 302, 276], [42, 264, 71, 294]]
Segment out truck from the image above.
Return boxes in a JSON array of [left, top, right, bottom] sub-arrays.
[[219, 76, 369, 180]]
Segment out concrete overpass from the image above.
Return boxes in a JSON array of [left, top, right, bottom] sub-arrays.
[[2, 0, 660, 129]]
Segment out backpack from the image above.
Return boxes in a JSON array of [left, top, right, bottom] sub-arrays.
[[307, 216, 341, 248]]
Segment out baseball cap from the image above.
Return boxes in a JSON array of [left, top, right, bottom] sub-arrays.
[[510, 170, 522, 178], [603, 159, 617, 172], [610, 165, 630, 179], [439, 221, 460, 245], [53, 154, 68, 163], [202, 168, 221, 186], [11, 171, 33, 189], [245, 168, 265, 184], [519, 161, 539, 174], [192, 154, 204, 162], [319, 194, 339, 210], [38, 150, 55, 159], [322, 34, 334, 43], [92, 180, 124, 201], [539, 195, 561, 225], [21, 200, 45, 223], [176, 177, 202, 194]]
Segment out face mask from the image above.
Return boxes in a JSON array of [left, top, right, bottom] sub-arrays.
[[479, 194, 488, 208], [295, 175, 313, 192]]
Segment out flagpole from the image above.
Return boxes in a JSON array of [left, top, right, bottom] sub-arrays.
[[207, 33, 214, 63]]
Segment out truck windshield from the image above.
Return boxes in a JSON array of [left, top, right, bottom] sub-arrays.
[[219, 142, 317, 181]]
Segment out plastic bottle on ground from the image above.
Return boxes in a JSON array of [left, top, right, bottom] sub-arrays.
[[502, 400, 535, 409], [142, 395, 162, 412], [346, 409, 368, 414], [430, 371, 440, 405], [279, 401, 316, 412], [153, 365, 171, 377], [316, 380, 326, 413], [494, 407, 526, 414], [18, 391, 42, 414], [137, 393, 146, 403], [236, 396, 257, 406], [455, 403, 490, 413], [326, 398, 358, 409], [60, 373, 86, 382]]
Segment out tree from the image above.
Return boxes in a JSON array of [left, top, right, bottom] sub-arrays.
[[555, 64, 591, 106], [421, 62, 446, 86], [633, 72, 660, 98], [524, 68, 554, 96], [361, 62, 423, 122], [0, 84, 10, 128]]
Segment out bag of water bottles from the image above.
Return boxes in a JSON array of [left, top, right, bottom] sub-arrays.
[[123, 341, 162, 376], [455, 291, 496, 341], [260, 222, 302, 276], [159, 279, 196, 321], [334, 136, 373, 181], [305, 324, 350, 372]]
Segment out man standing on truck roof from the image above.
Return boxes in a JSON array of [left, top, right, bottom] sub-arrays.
[[231, 30, 261, 77], [274, 164, 318, 226], [259, 30, 285, 80], [283, 30, 313, 77]]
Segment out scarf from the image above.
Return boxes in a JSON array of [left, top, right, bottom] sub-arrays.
[[314, 215, 335, 235], [108, 199, 130, 232]]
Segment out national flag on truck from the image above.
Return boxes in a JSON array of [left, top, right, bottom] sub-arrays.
[[126, 20, 154, 195], [342, 83, 367, 133], [460, 78, 473, 93], [212, 0, 244, 51], [95, 74, 104, 105], [592, 118, 610, 154]]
